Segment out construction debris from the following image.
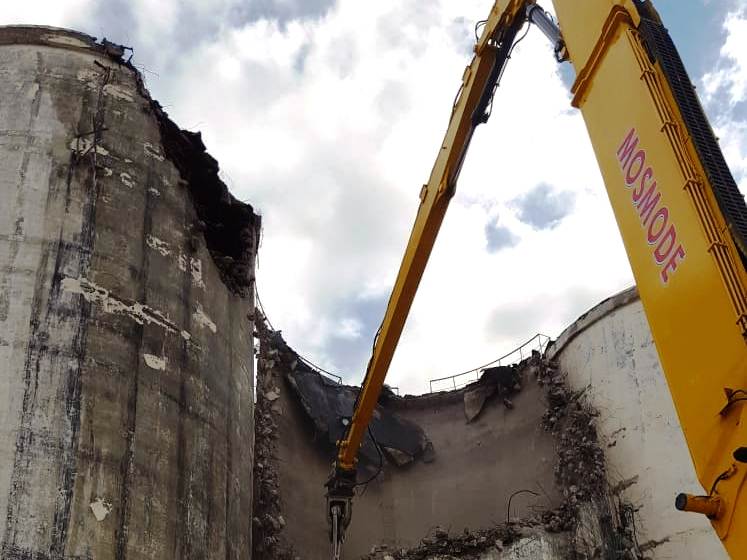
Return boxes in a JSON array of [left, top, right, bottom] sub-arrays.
[[462, 365, 522, 422], [359, 353, 645, 560], [252, 336, 294, 560], [252, 313, 645, 560], [255, 320, 434, 468], [362, 525, 523, 559]]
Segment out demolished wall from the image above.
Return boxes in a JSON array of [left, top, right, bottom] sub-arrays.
[[548, 287, 728, 559], [0, 26, 258, 559], [254, 318, 645, 559]]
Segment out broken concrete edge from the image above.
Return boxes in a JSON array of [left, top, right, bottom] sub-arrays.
[[545, 286, 639, 362], [253, 310, 647, 558], [538, 359, 646, 559], [253, 319, 290, 559], [0, 25, 262, 297], [254, 316, 433, 467], [362, 524, 564, 560], [360, 358, 647, 559], [0, 25, 128, 56]]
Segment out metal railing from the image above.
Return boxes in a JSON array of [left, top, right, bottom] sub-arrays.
[[428, 333, 551, 393], [298, 356, 343, 384]]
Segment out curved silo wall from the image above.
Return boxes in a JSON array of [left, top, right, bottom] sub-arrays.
[[0, 26, 259, 559], [255, 287, 732, 559], [253, 321, 654, 560], [547, 287, 727, 559]]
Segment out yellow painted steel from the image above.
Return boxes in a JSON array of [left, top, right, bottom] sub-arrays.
[[335, 1, 747, 554], [552, 0, 747, 554], [335, 0, 530, 472]]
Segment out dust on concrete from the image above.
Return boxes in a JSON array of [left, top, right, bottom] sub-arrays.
[[359, 353, 646, 560], [361, 525, 532, 560], [107, 35, 261, 297], [252, 320, 294, 559]]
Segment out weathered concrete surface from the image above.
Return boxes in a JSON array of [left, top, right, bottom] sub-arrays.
[[282, 351, 433, 467], [363, 527, 570, 560], [255, 330, 563, 559], [548, 287, 727, 559], [0, 26, 258, 559]]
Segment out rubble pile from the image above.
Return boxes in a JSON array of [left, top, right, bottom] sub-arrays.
[[534, 358, 606, 531], [361, 353, 644, 560], [534, 358, 643, 559], [252, 318, 295, 560], [360, 525, 523, 560], [462, 364, 524, 422]]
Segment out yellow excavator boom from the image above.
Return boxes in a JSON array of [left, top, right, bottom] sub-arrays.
[[326, 1, 747, 558], [325, 5, 532, 554], [553, 0, 747, 553]]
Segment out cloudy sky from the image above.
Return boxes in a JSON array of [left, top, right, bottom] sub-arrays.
[[2, 1, 746, 394]]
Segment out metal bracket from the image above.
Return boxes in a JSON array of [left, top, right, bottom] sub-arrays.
[[719, 388, 747, 416], [325, 466, 356, 559]]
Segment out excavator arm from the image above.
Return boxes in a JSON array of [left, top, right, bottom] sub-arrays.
[[326, 1, 747, 558], [550, 1, 747, 555], [324, 1, 560, 557]]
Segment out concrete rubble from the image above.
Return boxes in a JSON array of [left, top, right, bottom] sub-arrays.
[[255, 319, 434, 470], [362, 525, 570, 560], [463, 365, 523, 422], [252, 316, 440, 558], [252, 313, 649, 559], [252, 356, 288, 559]]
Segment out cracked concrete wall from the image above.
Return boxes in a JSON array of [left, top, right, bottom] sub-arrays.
[[255, 332, 563, 559], [548, 287, 727, 559], [0, 26, 257, 559]]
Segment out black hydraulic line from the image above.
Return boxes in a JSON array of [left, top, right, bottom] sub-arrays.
[[471, 13, 526, 128]]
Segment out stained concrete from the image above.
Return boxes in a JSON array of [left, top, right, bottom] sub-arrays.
[[256, 330, 562, 559], [282, 352, 432, 467], [549, 288, 728, 559], [0, 26, 258, 559], [365, 530, 569, 560]]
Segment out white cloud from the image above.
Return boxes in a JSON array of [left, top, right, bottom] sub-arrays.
[[2, 1, 744, 395], [0, 0, 92, 27], [701, 7, 747, 192], [702, 8, 747, 107]]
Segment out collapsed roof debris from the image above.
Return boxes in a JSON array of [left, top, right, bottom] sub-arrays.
[[344, 354, 645, 559], [463, 364, 523, 422], [255, 319, 434, 468]]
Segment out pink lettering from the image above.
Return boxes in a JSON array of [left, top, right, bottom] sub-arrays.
[[632, 167, 654, 198], [626, 150, 646, 186], [647, 207, 669, 244], [617, 128, 639, 169], [637, 185, 661, 226], [660, 245, 685, 283], [617, 128, 685, 284], [654, 225, 677, 263]]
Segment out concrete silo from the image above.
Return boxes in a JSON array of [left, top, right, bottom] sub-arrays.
[[0, 26, 259, 559]]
